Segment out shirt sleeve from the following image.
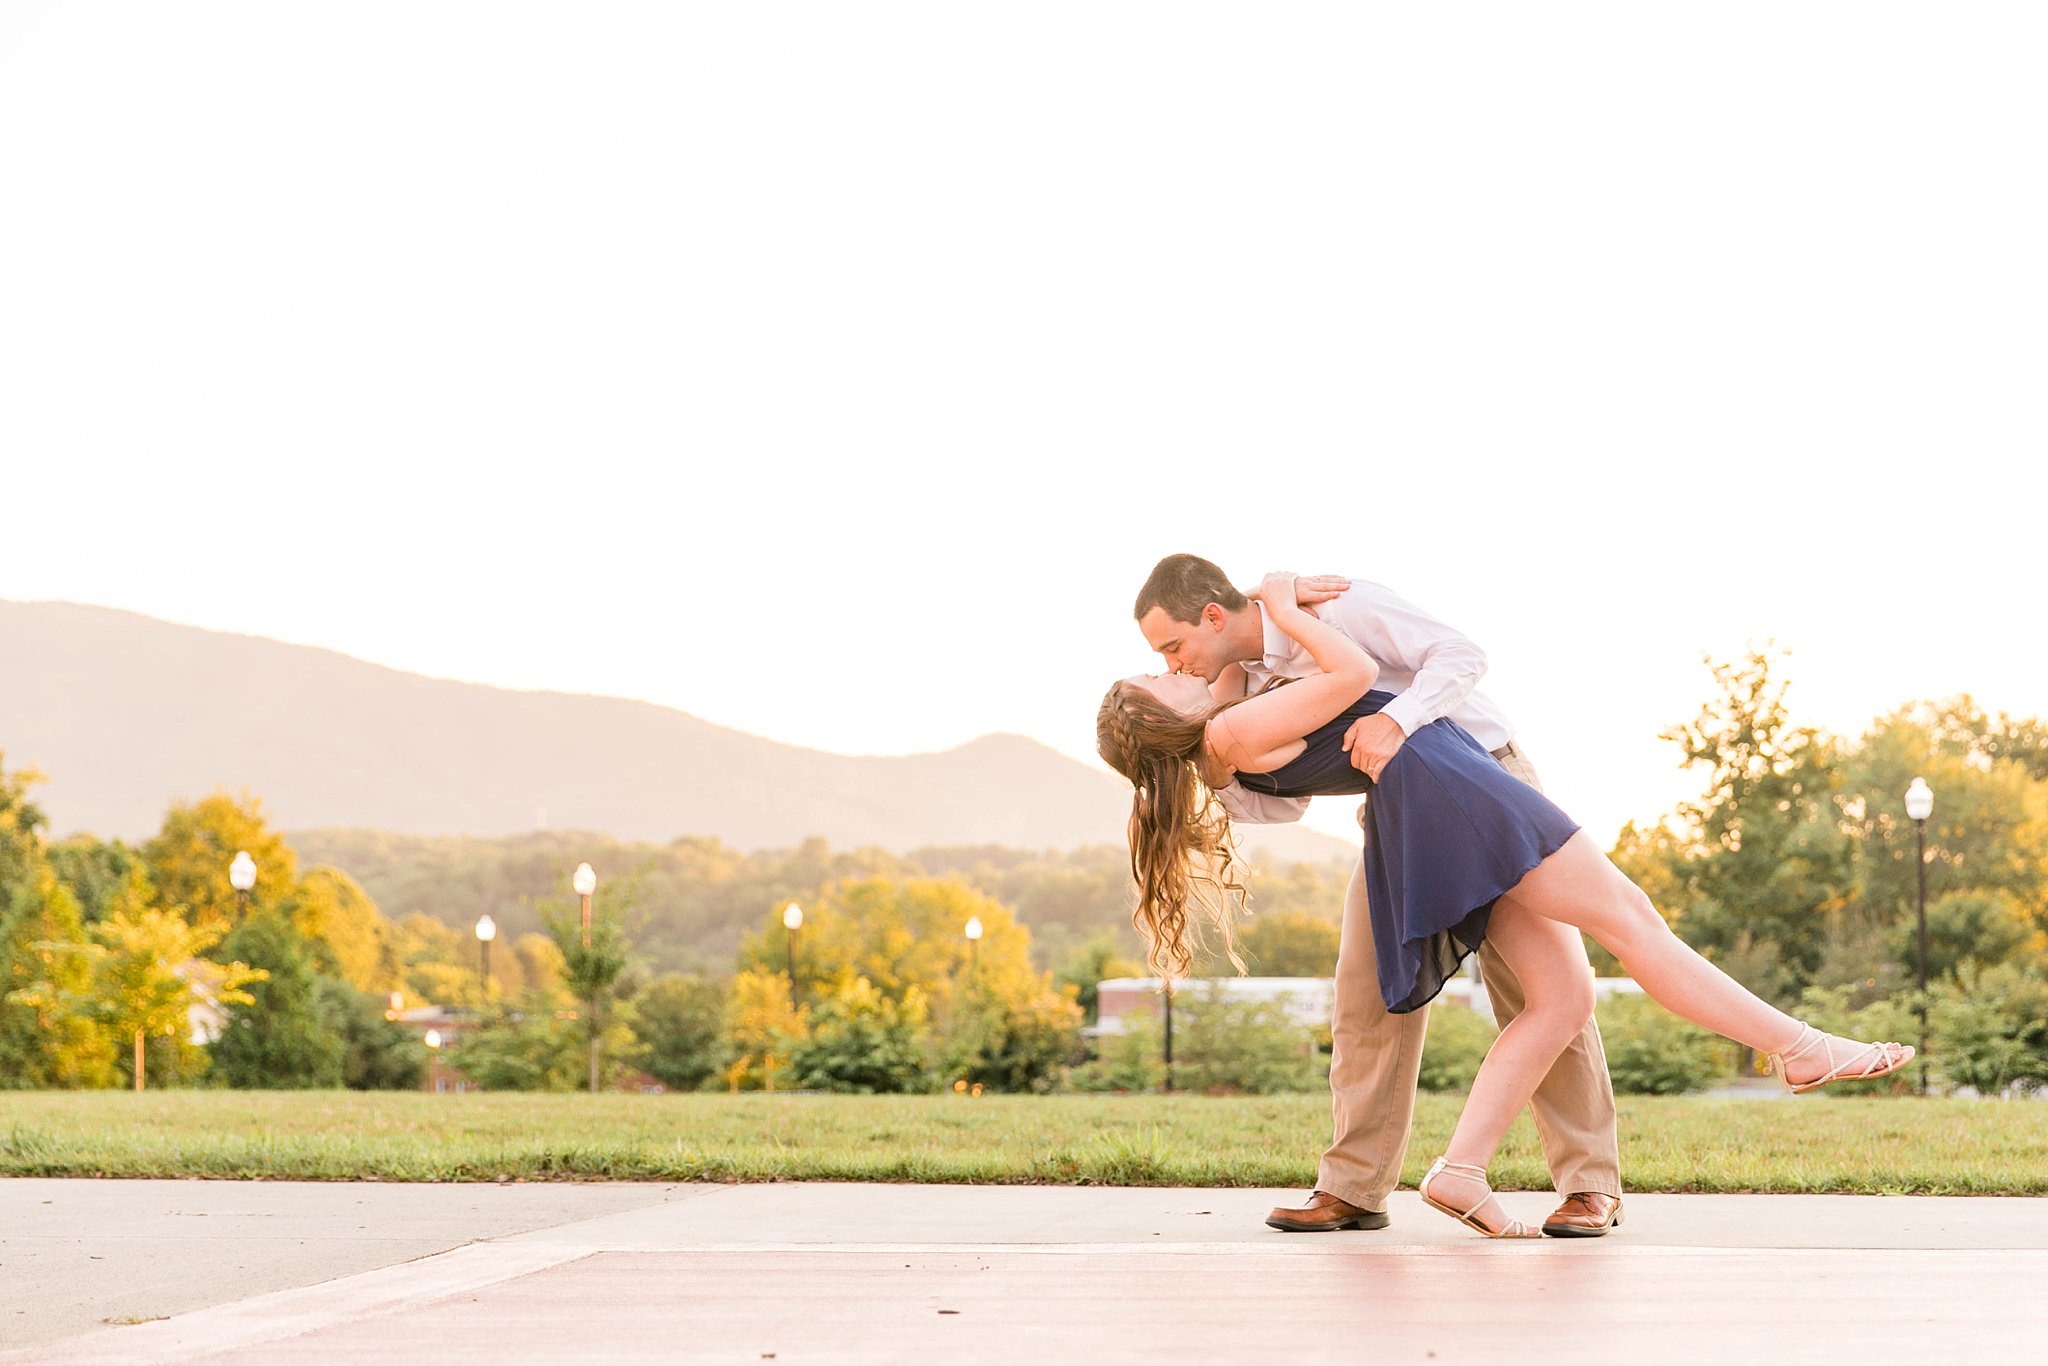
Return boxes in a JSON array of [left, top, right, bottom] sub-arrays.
[[1213, 780, 1310, 825], [1329, 580, 1490, 738]]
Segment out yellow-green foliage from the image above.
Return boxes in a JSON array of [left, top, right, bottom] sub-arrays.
[[144, 792, 299, 930]]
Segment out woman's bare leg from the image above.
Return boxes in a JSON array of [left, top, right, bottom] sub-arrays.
[[1504, 832, 1906, 1085], [1427, 899, 1595, 1230], [1425, 829, 1910, 1232]]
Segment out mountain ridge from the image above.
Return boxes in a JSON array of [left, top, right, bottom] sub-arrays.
[[0, 599, 1351, 863]]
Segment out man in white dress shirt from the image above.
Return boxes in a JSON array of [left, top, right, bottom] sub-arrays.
[[1131, 553, 1623, 1238]]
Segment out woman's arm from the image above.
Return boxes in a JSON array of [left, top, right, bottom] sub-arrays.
[[1205, 574, 1378, 767]]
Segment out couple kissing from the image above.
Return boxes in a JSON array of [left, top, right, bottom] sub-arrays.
[[1097, 554, 1911, 1239]]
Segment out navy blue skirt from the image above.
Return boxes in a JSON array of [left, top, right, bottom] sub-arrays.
[[1236, 690, 1580, 1013]]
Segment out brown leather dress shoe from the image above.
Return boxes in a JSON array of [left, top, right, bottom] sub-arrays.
[[1541, 1191, 1623, 1238], [1265, 1190, 1390, 1232]]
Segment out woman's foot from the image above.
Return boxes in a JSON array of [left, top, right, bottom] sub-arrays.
[[1766, 1024, 1915, 1093], [1418, 1158, 1542, 1239]]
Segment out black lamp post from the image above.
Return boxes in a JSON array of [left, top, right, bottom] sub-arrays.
[[1162, 980, 1175, 1093], [782, 903, 803, 993], [573, 862, 597, 948], [474, 914, 496, 1001], [571, 862, 599, 1092], [229, 851, 256, 919], [1905, 777, 1933, 1095], [964, 916, 983, 979]]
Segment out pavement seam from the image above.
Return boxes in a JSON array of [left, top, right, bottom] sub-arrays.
[[483, 1241, 2048, 1257], [0, 1241, 596, 1366]]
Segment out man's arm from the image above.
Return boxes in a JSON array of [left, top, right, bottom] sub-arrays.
[[1292, 578, 1489, 779], [1323, 579, 1489, 738]]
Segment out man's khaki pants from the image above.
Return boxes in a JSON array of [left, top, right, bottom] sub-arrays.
[[1316, 742, 1622, 1210]]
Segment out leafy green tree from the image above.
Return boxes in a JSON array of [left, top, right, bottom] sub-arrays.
[[737, 877, 1008, 1011], [1052, 931, 1143, 1026], [316, 978, 427, 1090], [46, 836, 139, 926], [0, 757, 114, 1087], [1889, 890, 2043, 984], [1807, 915, 1908, 1012], [210, 913, 346, 1089], [634, 973, 730, 1091], [722, 968, 806, 1091], [788, 975, 932, 1093], [0, 752, 47, 896], [289, 866, 392, 993], [504, 932, 559, 1001], [1650, 648, 1855, 982], [144, 792, 299, 930], [36, 869, 265, 1090], [1839, 702, 2048, 939], [738, 877, 1082, 1092], [394, 912, 486, 1009], [1, 871, 117, 1088], [543, 894, 635, 1092], [1234, 911, 1340, 977]]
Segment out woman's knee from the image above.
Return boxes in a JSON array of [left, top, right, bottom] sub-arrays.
[[1512, 967, 1595, 1040], [1555, 968, 1597, 1032]]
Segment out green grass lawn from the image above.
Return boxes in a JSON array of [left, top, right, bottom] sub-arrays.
[[2, 1091, 2042, 1194]]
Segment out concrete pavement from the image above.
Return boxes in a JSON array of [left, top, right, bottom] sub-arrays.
[[4, 1180, 2045, 1363]]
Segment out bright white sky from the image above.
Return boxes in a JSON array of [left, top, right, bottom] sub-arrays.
[[3, 3, 2043, 848]]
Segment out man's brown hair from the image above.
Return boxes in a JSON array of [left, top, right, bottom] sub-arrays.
[[1133, 554, 1246, 625]]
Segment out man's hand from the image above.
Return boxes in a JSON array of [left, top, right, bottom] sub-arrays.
[[1342, 713, 1406, 780]]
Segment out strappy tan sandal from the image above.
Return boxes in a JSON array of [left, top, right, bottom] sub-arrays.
[[1764, 1023, 1915, 1094], [1419, 1157, 1542, 1239]]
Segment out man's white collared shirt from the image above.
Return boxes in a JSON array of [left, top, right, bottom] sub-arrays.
[[1218, 577, 1516, 825]]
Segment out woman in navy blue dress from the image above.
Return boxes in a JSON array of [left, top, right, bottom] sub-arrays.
[[1097, 573, 1912, 1239]]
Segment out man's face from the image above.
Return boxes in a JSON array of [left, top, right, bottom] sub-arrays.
[[1138, 604, 1236, 681]]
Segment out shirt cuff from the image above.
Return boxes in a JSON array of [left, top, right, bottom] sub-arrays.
[[1378, 693, 1430, 738]]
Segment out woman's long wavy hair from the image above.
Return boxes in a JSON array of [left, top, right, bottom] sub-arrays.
[[1096, 680, 1251, 982]]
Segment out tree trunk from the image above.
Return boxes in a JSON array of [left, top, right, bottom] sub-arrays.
[[133, 1030, 145, 1092]]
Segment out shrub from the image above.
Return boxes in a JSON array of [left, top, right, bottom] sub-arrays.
[[635, 973, 730, 1092], [1069, 1016, 1165, 1092], [787, 977, 932, 1094], [1169, 981, 1319, 1095], [1596, 992, 1730, 1095], [941, 982, 1083, 1094], [318, 979, 426, 1090], [458, 1000, 588, 1091], [1417, 1003, 1496, 1092], [1932, 967, 2048, 1097], [1788, 983, 1922, 1096], [211, 913, 345, 1089]]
